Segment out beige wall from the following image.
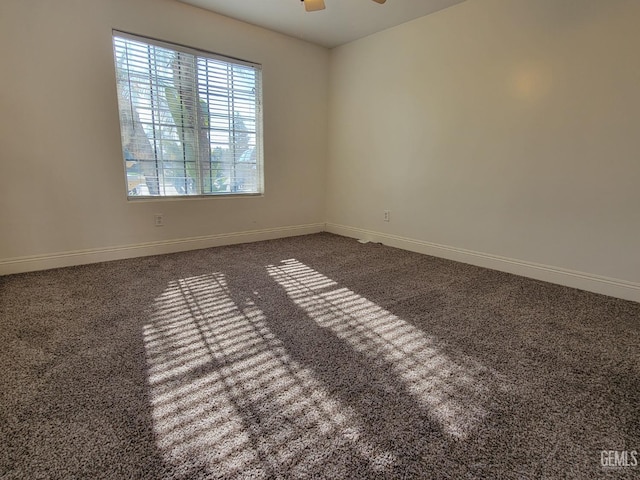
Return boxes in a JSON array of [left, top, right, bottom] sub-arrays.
[[1, 0, 639, 300], [327, 0, 640, 286], [0, 0, 328, 262]]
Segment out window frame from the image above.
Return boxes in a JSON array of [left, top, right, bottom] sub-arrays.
[[112, 30, 264, 200]]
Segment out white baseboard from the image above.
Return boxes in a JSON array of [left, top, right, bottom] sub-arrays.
[[326, 223, 640, 304], [4, 221, 639, 304], [0, 223, 325, 276]]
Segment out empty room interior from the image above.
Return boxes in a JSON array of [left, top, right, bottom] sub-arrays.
[[1, 0, 639, 478]]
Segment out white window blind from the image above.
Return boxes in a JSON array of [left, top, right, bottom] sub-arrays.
[[112, 31, 263, 197]]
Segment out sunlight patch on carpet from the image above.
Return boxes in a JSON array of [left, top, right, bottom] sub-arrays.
[[268, 259, 501, 440], [143, 273, 397, 477]]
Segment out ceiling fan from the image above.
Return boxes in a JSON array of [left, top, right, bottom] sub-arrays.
[[301, 0, 386, 13]]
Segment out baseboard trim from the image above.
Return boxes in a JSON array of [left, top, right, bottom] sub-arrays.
[[0, 223, 325, 276], [325, 223, 640, 304]]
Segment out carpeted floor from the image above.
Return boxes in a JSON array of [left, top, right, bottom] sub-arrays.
[[1, 233, 638, 479]]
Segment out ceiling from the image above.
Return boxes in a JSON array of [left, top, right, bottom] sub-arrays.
[[177, 0, 466, 48]]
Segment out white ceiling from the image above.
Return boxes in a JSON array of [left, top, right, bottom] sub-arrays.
[[177, 0, 467, 48]]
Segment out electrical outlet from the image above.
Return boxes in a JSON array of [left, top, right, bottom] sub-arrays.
[[383, 210, 390, 222], [154, 213, 164, 227]]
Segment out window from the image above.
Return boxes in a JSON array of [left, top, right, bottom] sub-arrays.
[[112, 31, 263, 198]]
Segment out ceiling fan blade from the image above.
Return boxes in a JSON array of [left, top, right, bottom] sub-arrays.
[[303, 0, 326, 12], [372, 0, 387, 3]]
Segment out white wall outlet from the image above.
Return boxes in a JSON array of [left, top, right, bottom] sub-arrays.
[[154, 213, 164, 227], [384, 210, 390, 222]]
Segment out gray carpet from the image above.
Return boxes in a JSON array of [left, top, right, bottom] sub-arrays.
[[1, 233, 638, 479]]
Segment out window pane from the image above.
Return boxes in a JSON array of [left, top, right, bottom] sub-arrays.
[[113, 32, 262, 198]]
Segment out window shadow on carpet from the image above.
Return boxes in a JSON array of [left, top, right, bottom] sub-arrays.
[[142, 259, 512, 478]]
